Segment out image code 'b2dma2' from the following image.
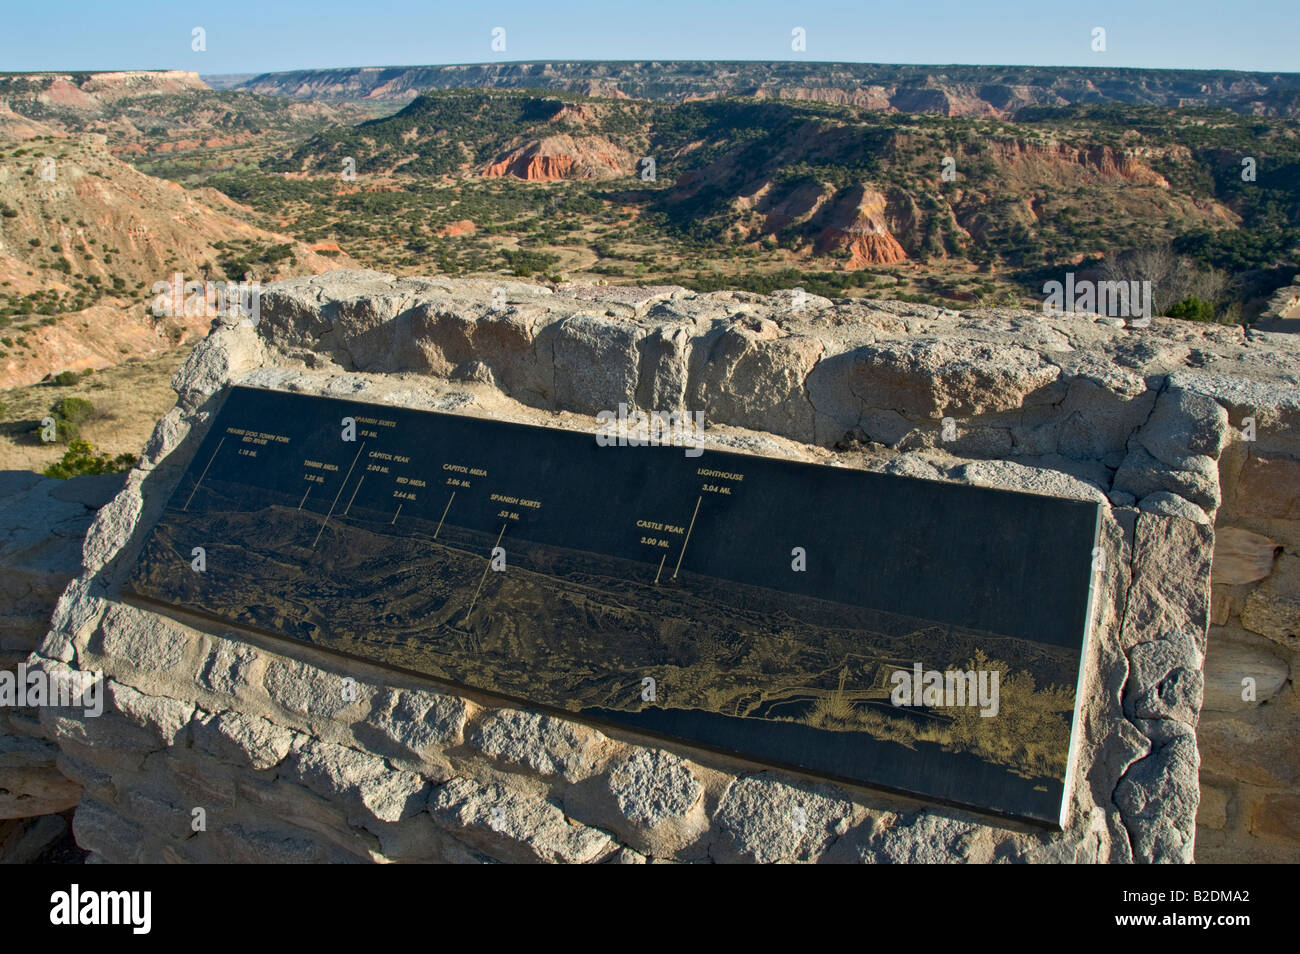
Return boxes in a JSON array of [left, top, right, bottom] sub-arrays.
[[125, 385, 1103, 827]]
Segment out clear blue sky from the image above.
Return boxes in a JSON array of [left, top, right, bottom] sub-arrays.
[[2, 0, 1295, 75]]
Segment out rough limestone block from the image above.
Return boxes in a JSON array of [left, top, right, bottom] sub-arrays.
[[429, 777, 612, 864], [1249, 794, 1300, 846], [104, 681, 193, 747], [709, 773, 860, 863], [1114, 445, 1220, 513], [863, 810, 991, 864], [564, 748, 708, 858], [635, 324, 692, 411], [949, 458, 1107, 502], [1138, 490, 1210, 525], [94, 602, 191, 673], [124, 788, 189, 838], [173, 324, 266, 410], [140, 406, 190, 470], [1115, 727, 1200, 864], [221, 822, 334, 864], [1124, 634, 1203, 726], [1119, 513, 1213, 653], [1198, 710, 1300, 790], [72, 797, 145, 863], [1053, 377, 1154, 460], [1211, 527, 1280, 585], [1197, 783, 1229, 831], [193, 711, 295, 770], [470, 707, 611, 783], [848, 339, 1060, 418], [262, 657, 365, 720], [551, 312, 644, 415], [0, 734, 81, 819], [605, 847, 649, 864], [290, 738, 429, 824], [53, 751, 114, 804], [607, 750, 704, 827], [362, 812, 492, 864], [233, 774, 372, 855], [1234, 455, 1300, 520], [194, 638, 258, 696], [360, 687, 468, 760], [1110, 512, 1213, 862], [79, 470, 146, 576], [1209, 586, 1231, 625], [1201, 630, 1289, 711], [1240, 553, 1300, 648], [1138, 386, 1230, 467], [688, 321, 821, 440]]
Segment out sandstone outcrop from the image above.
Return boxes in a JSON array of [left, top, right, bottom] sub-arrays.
[[985, 141, 1175, 188], [436, 220, 476, 237], [0, 133, 354, 388], [482, 135, 632, 180], [814, 187, 909, 267]]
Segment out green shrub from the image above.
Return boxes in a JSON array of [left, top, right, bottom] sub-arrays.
[[53, 396, 95, 424], [1166, 296, 1216, 322], [50, 418, 78, 443], [43, 440, 135, 479]]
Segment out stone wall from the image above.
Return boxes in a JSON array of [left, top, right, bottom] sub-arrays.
[[14, 270, 1300, 863], [1196, 428, 1300, 860]]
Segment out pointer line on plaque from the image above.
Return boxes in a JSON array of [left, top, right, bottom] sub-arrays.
[[434, 490, 455, 539], [672, 495, 703, 580], [391, 503, 402, 525], [311, 441, 366, 550], [343, 473, 366, 516], [182, 437, 226, 511], [653, 553, 666, 585], [466, 523, 507, 620], [297, 485, 311, 511]]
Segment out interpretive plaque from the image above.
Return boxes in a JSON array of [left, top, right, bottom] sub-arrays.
[[125, 386, 1101, 826]]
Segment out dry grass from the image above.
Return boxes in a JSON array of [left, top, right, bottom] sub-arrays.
[[0, 347, 192, 474]]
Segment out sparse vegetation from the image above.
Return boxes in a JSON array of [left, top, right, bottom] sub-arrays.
[[42, 440, 135, 479], [1, 66, 1296, 407], [52, 395, 95, 424], [1167, 296, 1217, 322]]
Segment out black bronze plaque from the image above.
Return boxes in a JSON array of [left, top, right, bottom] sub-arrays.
[[125, 386, 1101, 826]]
